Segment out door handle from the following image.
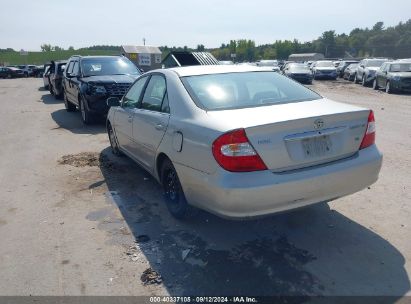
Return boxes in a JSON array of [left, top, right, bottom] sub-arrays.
[[127, 116, 133, 123], [155, 123, 164, 130]]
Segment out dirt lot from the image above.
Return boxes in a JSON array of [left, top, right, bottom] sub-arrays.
[[0, 78, 410, 300]]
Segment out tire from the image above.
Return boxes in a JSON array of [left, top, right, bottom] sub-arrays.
[[79, 96, 93, 125], [385, 81, 393, 94], [64, 91, 76, 112], [161, 159, 193, 219], [107, 123, 122, 156], [373, 79, 379, 90]]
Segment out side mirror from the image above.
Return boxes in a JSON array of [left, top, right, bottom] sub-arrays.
[[107, 96, 120, 107]]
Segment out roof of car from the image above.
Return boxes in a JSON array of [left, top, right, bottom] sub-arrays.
[[167, 65, 276, 77], [69, 55, 122, 60]]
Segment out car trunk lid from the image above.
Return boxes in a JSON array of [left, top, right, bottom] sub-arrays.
[[207, 98, 370, 172]]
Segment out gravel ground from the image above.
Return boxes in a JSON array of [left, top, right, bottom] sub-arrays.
[[0, 78, 410, 300]]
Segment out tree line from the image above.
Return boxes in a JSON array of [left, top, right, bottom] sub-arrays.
[[211, 20, 411, 61], [4, 19, 410, 61]]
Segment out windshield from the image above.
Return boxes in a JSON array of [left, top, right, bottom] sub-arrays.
[[389, 63, 411, 72], [181, 71, 321, 111], [81, 57, 141, 77], [288, 64, 310, 72], [365, 60, 386, 67], [316, 61, 334, 67]]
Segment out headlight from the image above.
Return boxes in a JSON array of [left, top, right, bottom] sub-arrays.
[[89, 85, 106, 95]]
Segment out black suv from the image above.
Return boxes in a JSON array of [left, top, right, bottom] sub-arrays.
[[62, 55, 141, 124]]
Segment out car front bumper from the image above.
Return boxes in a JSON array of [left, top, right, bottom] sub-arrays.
[[392, 79, 411, 92], [175, 145, 383, 219], [85, 94, 123, 115]]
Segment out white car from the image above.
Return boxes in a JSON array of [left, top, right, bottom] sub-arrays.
[[106, 66, 382, 219]]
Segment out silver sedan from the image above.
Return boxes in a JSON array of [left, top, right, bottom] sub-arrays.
[[106, 66, 382, 219]]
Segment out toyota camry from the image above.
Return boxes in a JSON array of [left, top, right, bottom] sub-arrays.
[[106, 65, 382, 219]]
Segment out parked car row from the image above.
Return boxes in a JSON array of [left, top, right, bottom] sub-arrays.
[[41, 60, 383, 220], [0, 64, 46, 79], [336, 57, 411, 94]]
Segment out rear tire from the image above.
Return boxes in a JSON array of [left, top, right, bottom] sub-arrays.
[[79, 96, 93, 125], [161, 159, 193, 220], [64, 91, 76, 112]]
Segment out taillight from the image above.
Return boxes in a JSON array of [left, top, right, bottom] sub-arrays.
[[360, 110, 376, 149], [212, 129, 267, 172]]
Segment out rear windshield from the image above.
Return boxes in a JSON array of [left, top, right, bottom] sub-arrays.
[[181, 71, 321, 111]]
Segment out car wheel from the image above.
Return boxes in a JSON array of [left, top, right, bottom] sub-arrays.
[[79, 96, 93, 125], [64, 91, 76, 112], [7, 74, 12, 79], [107, 123, 122, 156], [373, 79, 379, 90], [161, 159, 193, 219], [385, 81, 392, 94]]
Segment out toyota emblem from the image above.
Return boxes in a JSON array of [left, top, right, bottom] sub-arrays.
[[314, 119, 325, 130]]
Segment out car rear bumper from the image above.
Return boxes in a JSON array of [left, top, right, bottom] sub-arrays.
[[175, 145, 382, 219]]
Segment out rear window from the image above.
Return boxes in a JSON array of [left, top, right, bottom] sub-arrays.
[[181, 71, 321, 111]]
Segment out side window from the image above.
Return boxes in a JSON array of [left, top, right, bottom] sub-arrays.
[[122, 76, 148, 108], [72, 61, 79, 76], [141, 75, 167, 112], [66, 62, 74, 75]]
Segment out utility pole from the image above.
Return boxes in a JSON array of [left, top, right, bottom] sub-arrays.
[[143, 38, 146, 46]]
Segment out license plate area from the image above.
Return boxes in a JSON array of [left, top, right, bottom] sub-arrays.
[[301, 135, 332, 158]]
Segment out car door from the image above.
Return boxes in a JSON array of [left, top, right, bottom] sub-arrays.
[[63, 61, 74, 99], [68, 61, 80, 105], [131, 74, 170, 171], [380, 63, 389, 88], [114, 76, 149, 156]]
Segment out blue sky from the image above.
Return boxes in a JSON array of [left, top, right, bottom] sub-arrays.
[[1, 0, 411, 51]]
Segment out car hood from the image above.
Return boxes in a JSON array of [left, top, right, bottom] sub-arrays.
[[389, 72, 411, 77], [315, 67, 336, 71], [81, 74, 138, 84], [289, 69, 312, 74]]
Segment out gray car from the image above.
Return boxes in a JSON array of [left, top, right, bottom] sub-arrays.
[[354, 58, 388, 86], [106, 66, 382, 219]]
